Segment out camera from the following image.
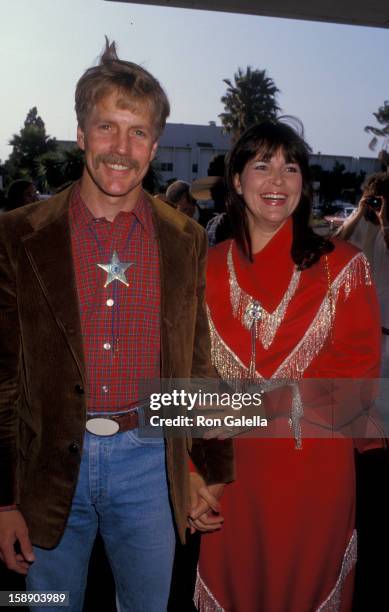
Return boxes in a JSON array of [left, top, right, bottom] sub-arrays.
[[365, 196, 382, 211]]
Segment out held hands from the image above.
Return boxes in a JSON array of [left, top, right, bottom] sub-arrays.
[[0, 510, 35, 575], [187, 472, 225, 534]]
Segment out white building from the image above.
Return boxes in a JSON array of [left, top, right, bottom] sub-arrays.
[[310, 153, 380, 175], [155, 121, 230, 183]]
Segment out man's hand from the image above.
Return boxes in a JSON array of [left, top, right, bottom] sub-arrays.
[[187, 472, 225, 534], [0, 510, 35, 575]]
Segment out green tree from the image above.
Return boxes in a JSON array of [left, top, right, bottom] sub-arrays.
[[310, 162, 365, 209], [6, 107, 57, 186], [364, 100, 389, 171], [219, 66, 280, 140], [36, 151, 66, 192], [36, 147, 84, 192], [61, 147, 84, 184]]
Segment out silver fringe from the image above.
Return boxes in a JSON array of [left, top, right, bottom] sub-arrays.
[[194, 568, 225, 612], [289, 383, 303, 449], [275, 252, 371, 379], [227, 242, 301, 350], [207, 252, 372, 448], [316, 530, 357, 611], [210, 252, 371, 382]]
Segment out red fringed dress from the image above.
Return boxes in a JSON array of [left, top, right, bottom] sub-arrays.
[[195, 220, 381, 612]]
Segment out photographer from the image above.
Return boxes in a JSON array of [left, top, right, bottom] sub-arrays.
[[337, 172, 389, 421], [338, 173, 389, 247]]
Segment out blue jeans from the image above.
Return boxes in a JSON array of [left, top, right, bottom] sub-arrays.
[[26, 429, 175, 612]]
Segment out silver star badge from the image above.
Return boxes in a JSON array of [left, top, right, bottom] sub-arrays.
[[97, 251, 133, 288]]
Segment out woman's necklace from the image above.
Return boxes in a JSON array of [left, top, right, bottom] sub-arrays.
[[227, 242, 301, 374]]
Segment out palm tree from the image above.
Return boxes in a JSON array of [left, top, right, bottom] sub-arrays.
[[364, 101, 389, 171], [219, 66, 280, 141], [62, 147, 84, 183]]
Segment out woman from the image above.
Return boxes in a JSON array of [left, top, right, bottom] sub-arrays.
[[195, 120, 381, 612]]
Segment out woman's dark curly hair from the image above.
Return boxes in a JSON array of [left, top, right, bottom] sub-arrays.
[[225, 118, 334, 269]]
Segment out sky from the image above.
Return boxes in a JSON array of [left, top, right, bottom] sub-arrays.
[[1, 0, 388, 163]]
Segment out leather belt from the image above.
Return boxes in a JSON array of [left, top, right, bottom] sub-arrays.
[[382, 327, 389, 336], [86, 411, 139, 436]]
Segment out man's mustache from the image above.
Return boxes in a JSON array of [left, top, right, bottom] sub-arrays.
[[94, 154, 140, 170]]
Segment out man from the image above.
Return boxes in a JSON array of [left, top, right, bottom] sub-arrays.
[[166, 180, 213, 227], [190, 175, 231, 246], [0, 40, 233, 611], [5, 179, 39, 212]]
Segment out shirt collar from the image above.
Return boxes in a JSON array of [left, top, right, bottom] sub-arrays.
[[69, 182, 153, 236]]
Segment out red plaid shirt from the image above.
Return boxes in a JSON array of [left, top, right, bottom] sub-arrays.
[[70, 184, 160, 412]]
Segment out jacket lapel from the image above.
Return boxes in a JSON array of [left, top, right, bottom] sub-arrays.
[[22, 187, 85, 381]]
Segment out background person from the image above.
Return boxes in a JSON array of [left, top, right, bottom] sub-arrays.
[[195, 120, 381, 612], [336, 174, 389, 609], [166, 179, 213, 227], [337, 172, 389, 414], [5, 179, 38, 211], [191, 175, 231, 247]]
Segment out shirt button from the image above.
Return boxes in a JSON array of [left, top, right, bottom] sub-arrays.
[[103, 343, 111, 350], [102, 385, 109, 393], [106, 299, 114, 307], [75, 384, 85, 395]]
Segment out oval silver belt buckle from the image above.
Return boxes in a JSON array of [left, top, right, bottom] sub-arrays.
[[86, 417, 120, 436]]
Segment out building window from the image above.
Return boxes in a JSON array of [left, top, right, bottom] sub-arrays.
[[192, 163, 198, 173], [160, 162, 173, 172]]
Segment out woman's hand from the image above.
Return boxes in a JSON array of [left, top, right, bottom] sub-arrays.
[[374, 197, 389, 247], [187, 472, 225, 534]]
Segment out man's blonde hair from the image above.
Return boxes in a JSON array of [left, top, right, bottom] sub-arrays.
[[75, 38, 170, 138]]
